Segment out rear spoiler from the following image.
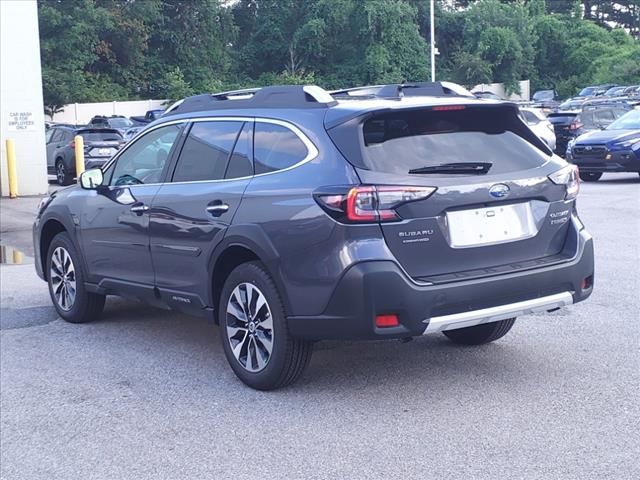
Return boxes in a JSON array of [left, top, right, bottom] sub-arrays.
[[76, 128, 123, 136]]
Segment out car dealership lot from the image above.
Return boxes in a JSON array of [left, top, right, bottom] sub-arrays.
[[1, 174, 638, 479]]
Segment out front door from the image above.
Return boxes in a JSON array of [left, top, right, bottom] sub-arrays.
[[79, 123, 185, 288], [150, 120, 254, 309]]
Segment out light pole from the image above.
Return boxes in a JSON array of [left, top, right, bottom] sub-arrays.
[[430, 0, 435, 81]]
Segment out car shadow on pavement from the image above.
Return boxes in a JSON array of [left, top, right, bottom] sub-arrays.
[[594, 175, 640, 184], [84, 297, 549, 395]]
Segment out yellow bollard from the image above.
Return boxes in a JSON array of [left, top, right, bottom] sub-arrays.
[[5, 139, 18, 198], [12, 249, 23, 265], [74, 135, 85, 178]]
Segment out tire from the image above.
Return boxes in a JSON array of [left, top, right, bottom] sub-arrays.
[[56, 158, 73, 186], [579, 171, 602, 182], [46, 232, 105, 323], [219, 261, 312, 390], [443, 318, 516, 346]]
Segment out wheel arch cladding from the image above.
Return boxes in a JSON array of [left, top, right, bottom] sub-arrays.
[[40, 219, 67, 280], [211, 245, 260, 324]]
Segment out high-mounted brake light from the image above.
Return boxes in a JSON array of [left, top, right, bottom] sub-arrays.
[[315, 185, 437, 223], [432, 105, 466, 111], [549, 164, 579, 200]]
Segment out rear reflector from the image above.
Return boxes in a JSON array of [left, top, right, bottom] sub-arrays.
[[375, 314, 399, 328], [581, 275, 593, 290]]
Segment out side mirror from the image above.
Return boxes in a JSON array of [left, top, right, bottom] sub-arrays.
[[79, 168, 104, 190]]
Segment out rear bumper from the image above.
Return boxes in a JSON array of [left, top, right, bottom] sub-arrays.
[[288, 221, 594, 340], [84, 158, 109, 170], [569, 150, 640, 173]]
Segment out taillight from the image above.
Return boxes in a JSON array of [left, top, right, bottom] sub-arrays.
[[69, 140, 75, 149], [549, 164, 579, 200], [569, 122, 583, 131], [315, 185, 436, 223]]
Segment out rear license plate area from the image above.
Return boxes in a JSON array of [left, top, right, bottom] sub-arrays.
[[446, 202, 538, 248]]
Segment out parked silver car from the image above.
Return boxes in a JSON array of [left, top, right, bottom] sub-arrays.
[[520, 107, 556, 151]]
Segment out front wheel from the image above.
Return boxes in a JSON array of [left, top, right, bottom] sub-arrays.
[[46, 232, 105, 323], [219, 262, 312, 390], [579, 172, 602, 182], [443, 318, 516, 345]]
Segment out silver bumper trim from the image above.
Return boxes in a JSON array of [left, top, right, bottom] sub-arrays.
[[423, 291, 574, 334]]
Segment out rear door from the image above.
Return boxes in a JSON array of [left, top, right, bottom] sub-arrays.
[[46, 128, 64, 172], [338, 105, 574, 282], [149, 119, 253, 309]]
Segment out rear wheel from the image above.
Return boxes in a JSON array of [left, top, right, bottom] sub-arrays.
[[219, 262, 312, 390], [579, 172, 602, 182], [46, 232, 105, 323], [56, 159, 73, 186], [443, 318, 516, 345]]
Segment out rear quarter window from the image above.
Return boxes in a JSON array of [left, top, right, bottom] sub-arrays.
[[253, 123, 308, 174]]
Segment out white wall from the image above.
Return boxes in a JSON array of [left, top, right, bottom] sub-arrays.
[[471, 80, 531, 101], [0, 0, 48, 197], [51, 99, 168, 125]]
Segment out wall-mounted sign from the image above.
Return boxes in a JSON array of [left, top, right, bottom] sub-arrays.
[[8, 111, 35, 131]]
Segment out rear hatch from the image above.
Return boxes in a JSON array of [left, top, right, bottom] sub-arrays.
[[78, 129, 123, 158], [326, 103, 577, 283], [547, 112, 578, 153]]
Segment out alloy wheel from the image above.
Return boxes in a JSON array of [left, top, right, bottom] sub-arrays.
[[56, 162, 65, 185], [225, 282, 274, 373], [49, 246, 76, 311]]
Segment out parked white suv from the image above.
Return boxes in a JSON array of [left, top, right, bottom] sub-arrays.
[[520, 107, 557, 151]]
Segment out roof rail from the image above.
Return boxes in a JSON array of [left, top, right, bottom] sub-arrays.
[[330, 81, 475, 100], [163, 85, 337, 116]]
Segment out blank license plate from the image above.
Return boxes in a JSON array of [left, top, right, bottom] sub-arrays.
[[92, 148, 113, 157], [447, 202, 537, 248]]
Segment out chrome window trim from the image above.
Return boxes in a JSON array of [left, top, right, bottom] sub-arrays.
[[100, 116, 319, 186]]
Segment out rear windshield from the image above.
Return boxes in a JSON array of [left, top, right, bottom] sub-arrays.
[[79, 131, 122, 142], [361, 108, 549, 175], [547, 113, 577, 124]]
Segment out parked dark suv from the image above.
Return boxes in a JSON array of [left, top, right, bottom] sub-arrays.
[[45, 126, 124, 185], [33, 83, 594, 390]]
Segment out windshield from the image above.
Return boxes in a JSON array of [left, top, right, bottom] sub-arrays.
[[533, 90, 554, 101], [605, 87, 624, 96], [109, 118, 133, 128], [80, 131, 123, 142], [579, 87, 596, 97], [606, 110, 640, 130], [361, 108, 549, 175]]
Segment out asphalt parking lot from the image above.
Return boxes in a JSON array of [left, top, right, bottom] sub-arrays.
[[1, 174, 638, 480]]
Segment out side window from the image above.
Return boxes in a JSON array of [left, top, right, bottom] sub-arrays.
[[110, 124, 182, 186], [45, 129, 55, 143], [253, 123, 308, 174], [523, 111, 538, 125], [594, 110, 614, 124], [50, 129, 64, 143], [225, 122, 253, 179], [172, 121, 242, 182]]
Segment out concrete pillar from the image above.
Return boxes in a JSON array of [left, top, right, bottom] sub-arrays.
[[0, 0, 48, 196]]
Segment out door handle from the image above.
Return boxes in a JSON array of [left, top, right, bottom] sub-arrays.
[[206, 203, 230, 216], [130, 203, 149, 215]]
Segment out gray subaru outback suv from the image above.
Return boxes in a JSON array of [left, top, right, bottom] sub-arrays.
[[33, 83, 594, 390]]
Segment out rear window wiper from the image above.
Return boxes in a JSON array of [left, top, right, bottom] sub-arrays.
[[408, 162, 492, 175]]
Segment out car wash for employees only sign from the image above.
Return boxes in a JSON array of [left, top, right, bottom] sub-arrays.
[[8, 111, 35, 131]]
